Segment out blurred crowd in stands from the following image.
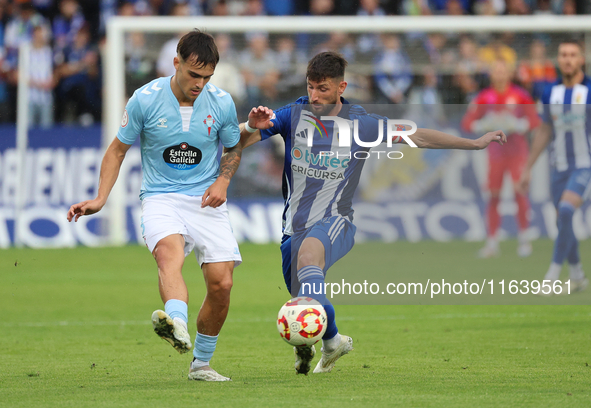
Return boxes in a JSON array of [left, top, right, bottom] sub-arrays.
[[0, 0, 586, 127]]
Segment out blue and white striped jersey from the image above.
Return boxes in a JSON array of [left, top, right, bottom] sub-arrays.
[[541, 76, 591, 172], [261, 96, 389, 236]]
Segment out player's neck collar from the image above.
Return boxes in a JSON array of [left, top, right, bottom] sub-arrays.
[[168, 75, 201, 107], [560, 72, 587, 87]]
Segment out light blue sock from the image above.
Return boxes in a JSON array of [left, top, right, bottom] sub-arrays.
[[164, 299, 188, 323], [193, 332, 218, 363], [552, 202, 576, 265], [297, 265, 339, 340]]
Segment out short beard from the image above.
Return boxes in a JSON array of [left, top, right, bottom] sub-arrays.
[[310, 95, 339, 117]]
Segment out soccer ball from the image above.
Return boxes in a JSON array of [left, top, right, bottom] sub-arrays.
[[277, 297, 327, 347]]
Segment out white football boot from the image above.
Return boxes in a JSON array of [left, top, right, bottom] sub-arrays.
[[564, 264, 588, 294], [517, 231, 532, 258], [566, 277, 589, 293], [294, 345, 316, 375], [188, 362, 231, 382], [151, 310, 192, 354], [517, 242, 533, 258], [313, 335, 353, 374]]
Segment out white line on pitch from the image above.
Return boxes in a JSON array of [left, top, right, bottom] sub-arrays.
[[3, 311, 587, 328]]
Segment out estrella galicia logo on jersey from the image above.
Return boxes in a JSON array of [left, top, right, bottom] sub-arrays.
[[204, 114, 215, 136], [163, 142, 202, 170]]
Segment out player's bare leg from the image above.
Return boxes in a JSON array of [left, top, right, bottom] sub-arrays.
[[189, 261, 234, 381], [514, 186, 532, 257], [197, 261, 234, 335], [151, 234, 192, 353], [153, 234, 188, 303], [296, 238, 353, 374], [480, 190, 501, 258], [512, 162, 533, 257]]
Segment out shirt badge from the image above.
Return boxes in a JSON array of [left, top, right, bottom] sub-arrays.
[[204, 115, 215, 135]]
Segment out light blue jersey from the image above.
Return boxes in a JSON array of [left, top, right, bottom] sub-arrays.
[[117, 76, 240, 199]]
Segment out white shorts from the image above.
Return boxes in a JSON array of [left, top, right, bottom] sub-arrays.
[[141, 193, 242, 267]]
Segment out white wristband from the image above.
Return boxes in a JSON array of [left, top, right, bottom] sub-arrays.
[[244, 122, 257, 133]]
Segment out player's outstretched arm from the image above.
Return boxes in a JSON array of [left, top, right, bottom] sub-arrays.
[[517, 122, 552, 194], [67, 137, 131, 222], [239, 106, 275, 149], [201, 142, 243, 209], [408, 128, 507, 150]]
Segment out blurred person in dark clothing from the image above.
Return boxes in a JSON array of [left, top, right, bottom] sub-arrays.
[[240, 33, 279, 106], [373, 34, 412, 104], [52, 0, 86, 57], [517, 39, 557, 100], [276, 36, 307, 102], [0, 0, 12, 123], [54, 24, 101, 125]]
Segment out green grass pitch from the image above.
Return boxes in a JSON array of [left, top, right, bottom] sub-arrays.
[[1, 240, 590, 407]]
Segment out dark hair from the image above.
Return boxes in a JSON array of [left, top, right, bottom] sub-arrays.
[[20, 2, 36, 11], [559, 39, 584, 52], [177, 29, 219, 68], [306, 51, 348, 82]]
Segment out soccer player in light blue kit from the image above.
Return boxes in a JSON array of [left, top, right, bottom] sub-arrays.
[[67, 30, 242, 381], [520, 40, 590, 292], [242, 52, 507, 375]]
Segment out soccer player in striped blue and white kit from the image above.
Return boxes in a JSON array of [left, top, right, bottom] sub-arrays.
[[242, 52, 507, 375], [519, 40, 590, 292], [68, 30, 243, 381]]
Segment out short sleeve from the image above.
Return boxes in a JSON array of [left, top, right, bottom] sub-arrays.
[[117, 93, 143, 145], [219, 98, 241, 148], [260, 104, 291, 140]]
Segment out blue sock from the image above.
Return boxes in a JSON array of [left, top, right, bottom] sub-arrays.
[[552, 202, 577, 265], [321, 303, 338, 340], [297, 265, 339, 340], [193, 332, 218, 363], [567, 237, 580, 265], [164, 299, 188, 323]]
